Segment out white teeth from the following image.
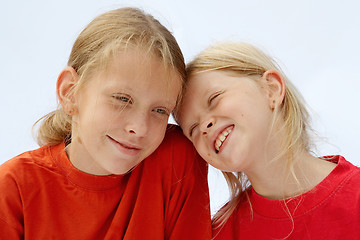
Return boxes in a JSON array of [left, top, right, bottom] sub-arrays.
[[214, 127, 233, 152], [215, 139, 222, 151]]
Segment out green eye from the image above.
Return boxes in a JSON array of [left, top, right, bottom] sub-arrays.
[[154, 108, 168, 115], [113, 94, 132, 103], [119, 96, 130, 102]]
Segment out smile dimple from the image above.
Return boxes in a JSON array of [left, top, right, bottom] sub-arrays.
[[214, 125, 234, 153]]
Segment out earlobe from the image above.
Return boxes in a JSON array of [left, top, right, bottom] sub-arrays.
[[57, 67, 79, 115], [262, 70, 285, 109]]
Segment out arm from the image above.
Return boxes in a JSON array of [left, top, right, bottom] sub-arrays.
[[164, 126, 212, 240], [0, 160, 24, 239]]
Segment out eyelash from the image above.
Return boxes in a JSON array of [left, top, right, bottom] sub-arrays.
[[188, 91, 224, 137], [189, 123, 198, 137], [208, 91, 223, 106], [153, 108, 169, 116], [113, 94, 132, 104], [112, 94, 169, 116]]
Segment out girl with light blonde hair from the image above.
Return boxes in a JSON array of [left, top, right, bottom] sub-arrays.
[[176, 42, 360, 239]]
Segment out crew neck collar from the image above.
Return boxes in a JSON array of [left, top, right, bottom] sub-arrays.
[[50, 143, 126, 191], [249, 156, 353, 218]]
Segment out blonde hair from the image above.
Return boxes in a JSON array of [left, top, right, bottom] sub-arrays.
[[182, 42, 312, 227], [35, 7, 185, 146]]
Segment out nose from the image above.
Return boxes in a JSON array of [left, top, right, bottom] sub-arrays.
[[125, 109, 149, 137], [199, 117, 215, 135]]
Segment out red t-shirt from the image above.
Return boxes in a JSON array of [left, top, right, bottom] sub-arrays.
[[0, 125, 212, 239], [213, 156, 360, 240]]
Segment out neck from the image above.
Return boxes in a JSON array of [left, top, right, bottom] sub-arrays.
[[246, 149, 336, 200]]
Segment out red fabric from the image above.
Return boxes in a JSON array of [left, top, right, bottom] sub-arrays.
[[213, 156, 360, 240], [0, 125, 212, 239]]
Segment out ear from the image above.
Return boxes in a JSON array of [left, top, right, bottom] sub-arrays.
[[261, 70, 285, 109], [57, 67, 79, 115]]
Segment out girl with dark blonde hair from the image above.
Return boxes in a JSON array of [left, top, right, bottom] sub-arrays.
[[0, 7, 211, 239]]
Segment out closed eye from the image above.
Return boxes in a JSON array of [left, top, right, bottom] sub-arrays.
[[208, 90, 224, 106], [189, 123, 198, 137]]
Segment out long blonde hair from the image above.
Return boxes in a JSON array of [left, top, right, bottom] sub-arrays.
[[184, 42, 312, 227], [35, 7, 186, 146]]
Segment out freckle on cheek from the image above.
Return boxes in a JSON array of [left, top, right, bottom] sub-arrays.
[[76, 137, 82, 144]]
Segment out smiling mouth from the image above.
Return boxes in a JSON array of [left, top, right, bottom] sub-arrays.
[[214, 125, 234, 153], [107, 135, 141, 151]]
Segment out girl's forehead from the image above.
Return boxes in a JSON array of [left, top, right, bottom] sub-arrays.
[[89, 50, 181, 90], [190, 70, 230, 82], [188, 71, 228, 89], [101, 50, 170, 77]]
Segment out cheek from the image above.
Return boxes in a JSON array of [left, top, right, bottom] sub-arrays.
[[97, 104, 130, 127], [193, 139, 210, 159], [217, 100, 238, 115], [148, 120, 167, 141]]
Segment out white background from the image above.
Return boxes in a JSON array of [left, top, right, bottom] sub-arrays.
[[1, 0, 359, 215]]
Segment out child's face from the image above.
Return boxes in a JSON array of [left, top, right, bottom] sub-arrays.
[[69, 50, 182, 175], [177, 71, 274, 173]]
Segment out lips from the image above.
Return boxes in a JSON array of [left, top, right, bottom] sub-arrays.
[[214, 125, 234, 153], [107, 135, 141, 156]]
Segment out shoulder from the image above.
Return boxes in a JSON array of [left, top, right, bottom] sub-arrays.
[[146, 124, 208, 180], [212, 189, 252, 237], [0, 144, 64, 185], [320, 155, 360, 202], [212, 205, 239, 240], [162, 124, 194, 148], [338, 156, 360, 186], [327, 155, 360, 178], [152, 124, 198, 159], [1, 146, 46, 173]]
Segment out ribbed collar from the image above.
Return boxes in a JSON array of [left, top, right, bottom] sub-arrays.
[[249, 156, 354, 219], [49, 143, 126, 191]]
